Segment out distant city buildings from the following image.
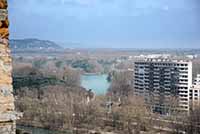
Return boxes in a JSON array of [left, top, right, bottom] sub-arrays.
[[134, 59, 192, 114]]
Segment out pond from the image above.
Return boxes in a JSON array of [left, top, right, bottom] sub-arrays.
[[81, 74, 110, 95]]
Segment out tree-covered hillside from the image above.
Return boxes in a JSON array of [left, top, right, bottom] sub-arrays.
[[10, 39, 62, 51]]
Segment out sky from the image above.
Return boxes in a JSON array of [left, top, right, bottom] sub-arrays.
[[8, 0, 200, 48]]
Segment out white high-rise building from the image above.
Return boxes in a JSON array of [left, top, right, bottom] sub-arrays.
[[190, 74, 200, 109], [134, 59, 192, 113]]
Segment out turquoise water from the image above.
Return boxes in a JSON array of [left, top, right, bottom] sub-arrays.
[[81, 74, 110, 95]]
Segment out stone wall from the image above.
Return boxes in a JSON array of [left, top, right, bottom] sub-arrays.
[[0, 0, 17, 133]]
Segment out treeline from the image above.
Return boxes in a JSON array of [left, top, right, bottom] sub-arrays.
[[13, 57, 200, 134], [13, 61, 154, 133], [14, 56, 112, 74], [13, 61, 86, 130]]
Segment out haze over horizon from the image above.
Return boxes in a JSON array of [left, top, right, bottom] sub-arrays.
[[8, 0, 200, 48]]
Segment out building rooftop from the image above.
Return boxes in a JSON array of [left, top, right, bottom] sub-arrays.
[[135, 58, 192, 63]]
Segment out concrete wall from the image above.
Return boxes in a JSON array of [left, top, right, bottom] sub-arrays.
[[0, 0, 16, 133]]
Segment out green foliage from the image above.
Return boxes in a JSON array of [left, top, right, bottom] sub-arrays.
[[13, 77, 61, 90], [71, 60, 94, 72], [65, 60, 73, 65], [33, 60, 47, 68], [107, 73, 112, 82], [97, 59, 116, 65], [55, 61, 63, 68]]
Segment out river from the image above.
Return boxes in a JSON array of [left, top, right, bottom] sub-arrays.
[[17, 125, 72, 134], [81, 74, 110, 95]]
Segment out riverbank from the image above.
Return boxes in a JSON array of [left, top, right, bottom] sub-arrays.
[[17, 125, 71, 134], [17, 124, 119, 134]]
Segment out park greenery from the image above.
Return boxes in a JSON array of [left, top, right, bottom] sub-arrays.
[[13, 55, 200, 134]]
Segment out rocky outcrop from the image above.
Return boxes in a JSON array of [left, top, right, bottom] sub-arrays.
[[0, 0, 18, 133]]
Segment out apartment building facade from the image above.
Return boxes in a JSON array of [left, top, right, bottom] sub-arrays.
[[134, 59, 192, 114], [190, 74, 200, 109]]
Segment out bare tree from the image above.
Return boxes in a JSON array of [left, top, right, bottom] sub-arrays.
[[184, 106, 200, 134], [108, 71, 133, 98]]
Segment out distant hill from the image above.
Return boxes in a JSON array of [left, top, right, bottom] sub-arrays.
[[10, 39, 62, 51]]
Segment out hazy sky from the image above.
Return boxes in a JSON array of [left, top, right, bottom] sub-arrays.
[[8, 0, 200, 48]]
